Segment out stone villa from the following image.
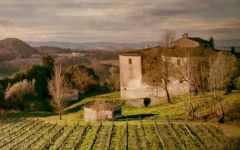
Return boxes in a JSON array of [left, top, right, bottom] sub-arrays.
[[119, 33, 214, 106]]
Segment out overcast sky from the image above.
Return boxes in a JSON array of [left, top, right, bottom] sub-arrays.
[[0, 0, 239, 43]]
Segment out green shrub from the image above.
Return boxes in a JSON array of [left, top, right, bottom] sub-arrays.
[[236, 77, 240, 90], [0, 90, 4, 107], [14, 64, 53, 98], [5, 79, 36, 110]]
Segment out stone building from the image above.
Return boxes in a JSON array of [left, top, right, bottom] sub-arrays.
[[171, 33, 212, 48], [119, 33, 215, 106], [84, 102, 121, 121]]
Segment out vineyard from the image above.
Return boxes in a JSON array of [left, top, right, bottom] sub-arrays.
[[0, 119, 228, 150]]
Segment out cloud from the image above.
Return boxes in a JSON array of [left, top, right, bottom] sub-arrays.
[[0, 0, 239, 42], [0, 19, 14, 27]]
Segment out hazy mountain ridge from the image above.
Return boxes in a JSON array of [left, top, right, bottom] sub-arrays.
[[215, 39, 240, 47], [28, 39, 240, 51], [28, 41, 160, 51], [36, 46, 72, 54]]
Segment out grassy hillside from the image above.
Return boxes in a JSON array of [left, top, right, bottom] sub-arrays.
[[1, 91, 239, 124], [1, 90, 232, 125], [62, 91, 239, 122], [0, 91, 239, 149]]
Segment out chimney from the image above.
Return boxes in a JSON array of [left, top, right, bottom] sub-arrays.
[[182, 33, 188, 38]]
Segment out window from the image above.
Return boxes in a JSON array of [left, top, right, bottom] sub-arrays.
[[177, 59, 181, 66], [129, 58, 132, 64], [179, 79, 183, 83]]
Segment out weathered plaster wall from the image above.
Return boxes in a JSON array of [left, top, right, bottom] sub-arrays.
[[119, 55, 143, 98], [119, 54, 190, 107]]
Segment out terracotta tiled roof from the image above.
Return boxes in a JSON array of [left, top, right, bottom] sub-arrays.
[[119, 50, 142, 56], [119, 46, 216, 57], [119, 46, 161, 56]]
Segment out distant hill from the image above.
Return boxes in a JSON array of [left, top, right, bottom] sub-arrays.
[[215, 39, 240, 47], [0, 38, 38, 60], [28, 39, 240, 51], [215, 39, 240, 53], [28, 41, 160, 51]]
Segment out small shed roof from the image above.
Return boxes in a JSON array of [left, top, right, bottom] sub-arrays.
[[84, 101, 121, 111]]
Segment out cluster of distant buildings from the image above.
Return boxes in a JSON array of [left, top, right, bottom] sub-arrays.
[[31, 52, 84, 58]]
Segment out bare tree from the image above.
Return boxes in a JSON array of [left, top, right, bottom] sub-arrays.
[[91, 59, 108, 82], [161, 30, 176, 48], [65, 65, 99, 94], [173, 52, 210, 118], [174, 56, 195, 118], [48, 65, 68, 120], [176, 86, 195, 118], [108, 66, 120, 91], [208, 52, 235, 122], [91, 101, 111, 122], [160, 55, 172, 103], [159, 30, 176, 103], [174, 54, 209, 95]]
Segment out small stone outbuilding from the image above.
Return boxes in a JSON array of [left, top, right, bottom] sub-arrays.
[[84, 102, 121, 122]]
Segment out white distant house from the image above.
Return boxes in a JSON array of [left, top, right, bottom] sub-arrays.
[[56, 52, 85, 58]]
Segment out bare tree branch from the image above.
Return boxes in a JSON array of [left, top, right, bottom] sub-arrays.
[[48, 64, 68, 120]]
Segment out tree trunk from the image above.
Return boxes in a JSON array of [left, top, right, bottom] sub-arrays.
[[218, 101, 225, 123], [194, 88, 198, 95], [164, 79, 171, 103], [165, 87, 171, 103], [217, 98, 225, 123], [183, 102, 192, 118], [59, 112, 62, 120], [189, 98, 195, 118], [225, 80, 234, 95]]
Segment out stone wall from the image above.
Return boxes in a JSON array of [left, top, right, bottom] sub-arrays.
[[123, 79, 189, 106], [125, 97, 162, 107], [84, 107, 121, 122]]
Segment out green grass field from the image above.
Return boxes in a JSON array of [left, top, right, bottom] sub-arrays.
[[20, 91, 238, 124], [0, 91, 240, 149]]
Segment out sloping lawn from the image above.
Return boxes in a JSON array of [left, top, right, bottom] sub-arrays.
[[2, 91, 239, 124], [35, 90, 240, 124]]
